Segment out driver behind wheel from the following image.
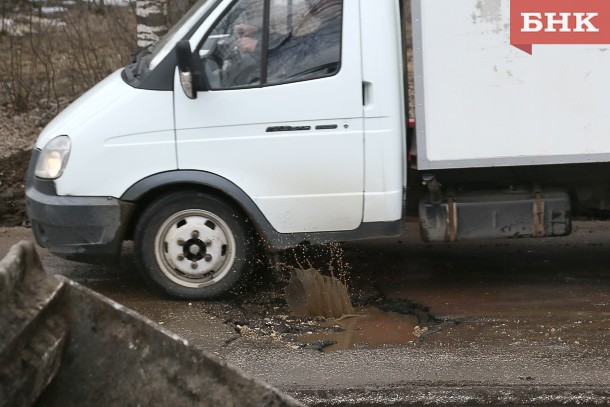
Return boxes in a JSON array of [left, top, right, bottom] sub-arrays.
[[236, 0, 342, 83]]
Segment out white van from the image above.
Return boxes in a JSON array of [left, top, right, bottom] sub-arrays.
[[27, 0, 609, 299]]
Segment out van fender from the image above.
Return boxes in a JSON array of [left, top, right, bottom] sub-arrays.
[[121, 171, 403, 251], [121, 170, 280, 247]]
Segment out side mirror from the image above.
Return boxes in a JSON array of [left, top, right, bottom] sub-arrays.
[[176, 40, 197, 99]]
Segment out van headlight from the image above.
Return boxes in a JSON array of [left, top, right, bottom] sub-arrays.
[[35, 136, 71, 180]]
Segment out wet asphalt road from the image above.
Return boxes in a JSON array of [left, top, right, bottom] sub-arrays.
[[1, 221, 609, 406]]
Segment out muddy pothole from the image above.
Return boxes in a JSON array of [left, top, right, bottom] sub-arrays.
[[294, 295, 459, 352], [222, 290, 457, 352], [218, 245, 458, 352]]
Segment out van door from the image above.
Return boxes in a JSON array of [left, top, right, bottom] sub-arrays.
[[174, 0, 364, 234]]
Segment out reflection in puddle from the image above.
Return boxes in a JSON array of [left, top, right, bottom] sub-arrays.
[[300, 307, 419, 352]]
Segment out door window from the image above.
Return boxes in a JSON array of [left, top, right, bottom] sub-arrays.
[[199, 0, 265, 89], [267, 0, 342, 84], [197, 0, 342, 90]]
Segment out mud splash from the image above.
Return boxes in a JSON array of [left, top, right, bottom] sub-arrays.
[[285, 268, 354, 318]]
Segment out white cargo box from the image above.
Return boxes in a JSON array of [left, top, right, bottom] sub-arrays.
[[412, 0, 610, 170]]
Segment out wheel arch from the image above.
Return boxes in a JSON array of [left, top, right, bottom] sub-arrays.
[[121, 171, 276, 247], [121, 171, 405, 251]]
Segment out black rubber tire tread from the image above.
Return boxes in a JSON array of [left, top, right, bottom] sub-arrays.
[[134, 190, 251, 300]]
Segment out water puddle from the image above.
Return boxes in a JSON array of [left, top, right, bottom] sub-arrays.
[[299, 306, 420, 352]]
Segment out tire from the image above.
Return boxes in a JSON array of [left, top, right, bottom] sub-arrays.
[[134, 191, 252, 300]]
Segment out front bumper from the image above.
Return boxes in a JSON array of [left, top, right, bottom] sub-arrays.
[[25, 150, 134, 265]]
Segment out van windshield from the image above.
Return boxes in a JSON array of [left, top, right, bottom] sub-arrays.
[[147, 0, 215, 70], [125, 0, 217, 83]]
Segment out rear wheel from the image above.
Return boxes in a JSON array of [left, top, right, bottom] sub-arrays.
[[134, 191, 251, 299]]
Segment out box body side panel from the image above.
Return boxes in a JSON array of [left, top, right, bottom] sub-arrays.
[[413, 0, 610, 169]]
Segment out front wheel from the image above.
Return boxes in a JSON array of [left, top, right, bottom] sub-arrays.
[[134, 191, 252, 299]]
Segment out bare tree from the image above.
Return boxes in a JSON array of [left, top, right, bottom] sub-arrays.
[[136, 0, 168, 50]]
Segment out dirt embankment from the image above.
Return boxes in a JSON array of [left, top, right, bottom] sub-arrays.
[[0, 106, 42, 227], [0, 149, 31, 227]]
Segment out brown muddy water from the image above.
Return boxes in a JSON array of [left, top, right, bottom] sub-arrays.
[[299, 306, 420, 352]]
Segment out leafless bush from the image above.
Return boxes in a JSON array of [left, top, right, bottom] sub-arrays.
[[0, 0, 202, 118], [60, 5, 135, 90], [0, 2, 136, 117], [1, 35, 31, 112]]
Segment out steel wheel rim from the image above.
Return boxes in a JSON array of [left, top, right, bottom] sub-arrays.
[[154, 209, 236, 288]]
